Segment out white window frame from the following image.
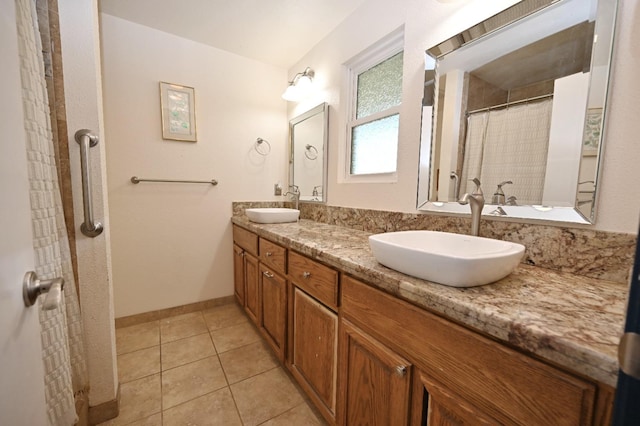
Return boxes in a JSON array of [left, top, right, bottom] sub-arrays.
[[341, 28, 404, 183]]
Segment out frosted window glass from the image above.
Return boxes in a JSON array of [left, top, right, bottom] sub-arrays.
[[351, 114, 399, 175], [356, 52, 403, 119]]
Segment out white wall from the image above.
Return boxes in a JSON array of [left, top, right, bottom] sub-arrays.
[[101, 15, 288, 317], [287, 0, 640, 233]]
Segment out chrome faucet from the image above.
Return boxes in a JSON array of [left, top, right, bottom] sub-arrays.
[[284, 185, 300, 210], [491, 180, 512, 205], [458, 178, 484, 236]]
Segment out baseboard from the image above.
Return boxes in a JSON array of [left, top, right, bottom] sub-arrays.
[[87, 384, 120, 425], [115, 295, 236, 328]]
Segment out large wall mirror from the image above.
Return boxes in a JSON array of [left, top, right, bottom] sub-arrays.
[[417, 0, 618, 223], [290, 103, 328, 202]]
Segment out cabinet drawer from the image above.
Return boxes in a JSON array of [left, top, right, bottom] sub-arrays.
[[233, 225, 258, 255], [288, 251, 338, 310], [260, 238, 287, 275]]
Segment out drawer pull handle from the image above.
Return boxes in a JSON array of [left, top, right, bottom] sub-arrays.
[[263, 271, 274, 278], [302, 272, 311, 279], [396, 365, 407, 377], [266, 252, 272, 257]]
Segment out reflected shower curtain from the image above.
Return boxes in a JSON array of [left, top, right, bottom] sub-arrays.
[[15, 0, 89, 424], [461, 99, 553, 204]]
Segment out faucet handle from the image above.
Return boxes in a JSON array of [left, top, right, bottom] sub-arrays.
[[470, 178, 483, 195]]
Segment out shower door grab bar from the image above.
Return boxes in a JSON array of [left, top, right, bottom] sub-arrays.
[[131, 176, 219, 185], [75, 129, 103, 237]]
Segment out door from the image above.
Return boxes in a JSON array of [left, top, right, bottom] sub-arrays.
[[233, 244, 245, 305], [0, 0, 48, 423], [612, 222, 640, 424], [259, 265, 287, 361], [338, 319, 412, 426]]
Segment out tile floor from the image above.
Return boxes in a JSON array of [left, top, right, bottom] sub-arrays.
[[100, 302, 325, 426]]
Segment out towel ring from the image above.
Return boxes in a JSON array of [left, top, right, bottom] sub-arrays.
[[255, 138, 271, 156], [304, 144, 318, 160]]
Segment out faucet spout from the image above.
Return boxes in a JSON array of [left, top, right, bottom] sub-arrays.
[[284, 185, 300, 210], [458, 178, 484, 236]]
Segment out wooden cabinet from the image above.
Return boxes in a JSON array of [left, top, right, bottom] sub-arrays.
[[289, 287, 338, 423], [259, 264, 287, 361], [232, 225, 611, 426], [287, 250, 339, 424], [232, 244, 245, 305], [243, 252, 260, 324], [341, 274, 597, 426], [337, 319, 412, 426]]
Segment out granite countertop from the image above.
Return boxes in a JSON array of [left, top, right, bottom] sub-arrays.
[[232, 217, 628, 387]]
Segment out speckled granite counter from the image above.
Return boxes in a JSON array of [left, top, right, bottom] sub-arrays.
[[232, 217, 628, 387]]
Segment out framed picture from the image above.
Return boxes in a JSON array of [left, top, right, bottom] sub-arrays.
[[160, 82, 197, 142], [582, 108, 602, 156]]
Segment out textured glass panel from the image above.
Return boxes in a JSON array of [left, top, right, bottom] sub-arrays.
[[350, 114, 399, 175], [356, 52, 403, 118]]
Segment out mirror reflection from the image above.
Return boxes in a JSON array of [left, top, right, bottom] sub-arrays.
[[290, 103, 328, 202], [417, 0, 617, 223]]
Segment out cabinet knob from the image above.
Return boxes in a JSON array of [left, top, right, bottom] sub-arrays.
[[395, 365, 407, 377], [266, 252, 272, 257], [263, 271, 274, 279], [302, 272, 311, 279]]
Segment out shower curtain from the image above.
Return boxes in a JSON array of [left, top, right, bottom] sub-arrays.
[[461, 99, 553, 205], [15, 0, 89, 424]]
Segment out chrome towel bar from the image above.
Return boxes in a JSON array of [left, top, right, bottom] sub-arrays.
[[131, 176, 218, 186], [75, 129, 103, 237]]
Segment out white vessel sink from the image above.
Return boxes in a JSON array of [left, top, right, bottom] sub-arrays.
[[369, 231, 525, 287], [245, 208, 300, 224]]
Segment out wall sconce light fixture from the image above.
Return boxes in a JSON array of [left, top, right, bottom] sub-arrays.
[[282, 67, 315, 102]]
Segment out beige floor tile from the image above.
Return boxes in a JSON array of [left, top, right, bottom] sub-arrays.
[[162, 388, 242, 426], [203, 302, 248, 331], [161, 332, 216, 371], [121, 413, 162, 426], [261, 402, 326, 426], [117, 346, 160, 383], [231, 367, 304, 426], [162, 356, 228, 409], [99, 374, 161, 425], [218, 340, 278, 384], [115, 321, 159, 355], [210, 321, 261, 353], [160, 312, 208, 343]]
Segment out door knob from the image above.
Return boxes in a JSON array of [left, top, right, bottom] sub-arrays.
[[23, 271, 64, 310]]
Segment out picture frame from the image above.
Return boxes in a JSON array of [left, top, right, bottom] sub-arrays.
[[160, 82, 197, 142]]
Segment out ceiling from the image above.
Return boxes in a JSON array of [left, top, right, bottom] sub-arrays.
[[98, 0, 368, 69]]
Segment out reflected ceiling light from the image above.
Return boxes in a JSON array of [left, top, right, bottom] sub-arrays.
[[282, 67, 315, 102]]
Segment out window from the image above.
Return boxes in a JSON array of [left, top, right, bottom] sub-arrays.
[[346, 33, 404, 177]]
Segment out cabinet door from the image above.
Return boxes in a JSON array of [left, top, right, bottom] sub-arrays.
[[290, 287, 338, 421], [411, 370, 497, 426], [260, 264, 287, 361], [233, 244, 245, 305], [244, 252, 260, 324], [338, 319, 412, 426]]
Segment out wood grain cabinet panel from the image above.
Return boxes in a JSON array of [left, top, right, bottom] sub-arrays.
[[243, 252, 260, 325], [259, 238, 287, 275], [233, 225, 258, 255], [338, 319, 412, 426], [289, 287, 338, 421], [288, 251, 338, 309], [259, 264, 287, 361], [233, 244, 245, 306]]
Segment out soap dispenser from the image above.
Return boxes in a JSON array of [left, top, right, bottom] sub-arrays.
[[492, 181, 512, 205]]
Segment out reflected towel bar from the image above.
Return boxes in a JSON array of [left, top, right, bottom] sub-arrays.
[[131, 176, 218, 186]]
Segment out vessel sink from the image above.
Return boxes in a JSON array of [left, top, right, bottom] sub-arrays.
[[369, 231, 525, 287], [245, 208, 300, 224]]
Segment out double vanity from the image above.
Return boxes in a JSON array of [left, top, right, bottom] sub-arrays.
[[231, 213, 625, 425]]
